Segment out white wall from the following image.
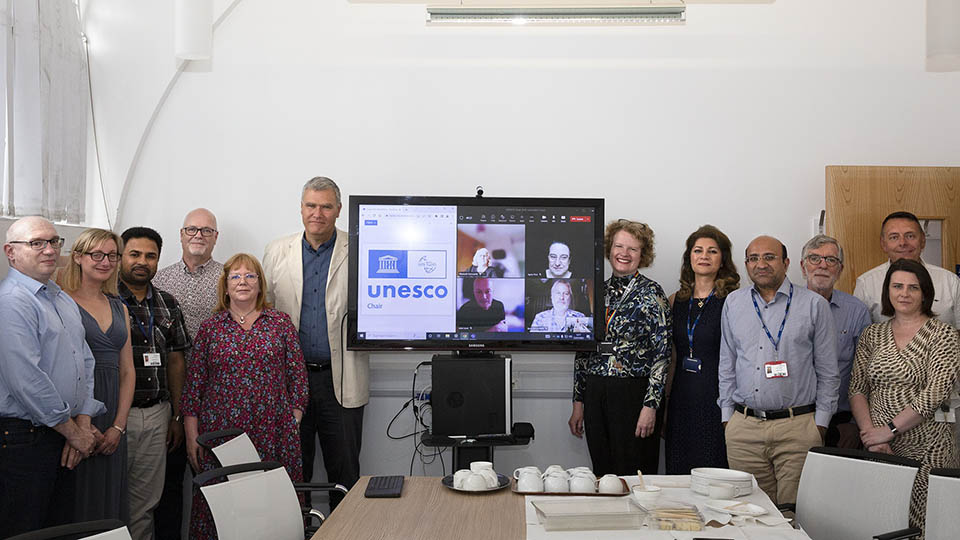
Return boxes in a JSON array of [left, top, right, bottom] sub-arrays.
[[78, 0, 960, 478]]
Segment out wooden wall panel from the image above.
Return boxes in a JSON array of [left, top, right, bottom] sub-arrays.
[[825, 166, 959, 294]]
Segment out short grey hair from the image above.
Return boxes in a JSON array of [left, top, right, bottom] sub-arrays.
[[801, 234, 844, 265], [302, 176, 341, 205]]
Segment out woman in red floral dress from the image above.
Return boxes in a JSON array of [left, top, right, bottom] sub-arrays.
[[182, 253, 309, 539]]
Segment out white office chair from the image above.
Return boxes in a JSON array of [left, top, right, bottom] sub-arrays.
[[197, 428, 262, 479], [6, 519, 131, 540], [790, 447, 921, 540], [875, 467, 960, 540]]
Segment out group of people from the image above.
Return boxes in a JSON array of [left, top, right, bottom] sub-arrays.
[[2, 176, 959, 538], [568, 211, 959, 533], [0, 177, 369, 540]]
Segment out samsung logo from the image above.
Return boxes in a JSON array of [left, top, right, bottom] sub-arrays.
[[367, 284, 449, 299], [468, 343, 485, 348]]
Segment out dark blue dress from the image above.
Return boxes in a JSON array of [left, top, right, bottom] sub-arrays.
[[664, 294, 728, 474]]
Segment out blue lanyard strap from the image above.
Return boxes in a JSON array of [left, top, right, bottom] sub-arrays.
[[686, 289, 714, 358], [123, 297, 155, 350], [750, 283, 793, 352]]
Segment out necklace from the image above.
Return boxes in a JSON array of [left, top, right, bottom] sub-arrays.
[[697, 298, 705, 308], [231, 307, 257, 324]]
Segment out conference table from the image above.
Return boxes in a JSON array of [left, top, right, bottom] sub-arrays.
[[310, 475, 812, 540]]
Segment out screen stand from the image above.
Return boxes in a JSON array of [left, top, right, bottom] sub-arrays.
[[423, 352, 533, 471]]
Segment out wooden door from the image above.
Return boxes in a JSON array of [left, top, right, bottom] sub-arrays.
[[825, 166, 960, 294]]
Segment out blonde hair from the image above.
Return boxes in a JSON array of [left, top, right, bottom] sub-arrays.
[[215, 253, 272, 312], [58, 228, 122, 295], [604, 219, 655, 269]]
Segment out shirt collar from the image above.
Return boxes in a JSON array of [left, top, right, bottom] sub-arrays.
[[302, 230, 337, 255], [7, 267, 59, 296], [179, 257, 216, 275], [118, 280, 154, 304]]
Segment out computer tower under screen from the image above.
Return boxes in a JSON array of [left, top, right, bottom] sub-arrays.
[[430, 355, 512, 437]]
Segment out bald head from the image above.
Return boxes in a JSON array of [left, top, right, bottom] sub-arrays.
[[4, 216, 61, 282], [179, 208, 219, 266], [745, 235, 789, 293]]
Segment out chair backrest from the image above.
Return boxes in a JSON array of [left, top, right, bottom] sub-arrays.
[[6, 520, 129, 540], [924, 468, 960, 540], [796, 447, 920, 540], [198, 462, 305, 540], [211, 432, 262, 480]]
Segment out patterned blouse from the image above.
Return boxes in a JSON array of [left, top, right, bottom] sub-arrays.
[[573, 272, 672, 408]]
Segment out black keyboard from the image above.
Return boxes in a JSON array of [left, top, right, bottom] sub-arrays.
[[364, 475, 404, 498]]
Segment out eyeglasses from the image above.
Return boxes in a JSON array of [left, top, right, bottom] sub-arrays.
[[182, 226, 217, 237], [84, 251, 120, 262], [9, 237, 65, 251], [746, 254, 780, 264], [228, 273, 259, 283], [805, 254, 841, 267]]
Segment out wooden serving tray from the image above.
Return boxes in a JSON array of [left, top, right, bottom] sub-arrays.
[[512, 477, 629, 496]]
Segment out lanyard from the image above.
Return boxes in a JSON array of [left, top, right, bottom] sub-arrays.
[[604, 272, 639, 334], [123, 297, 156, 352], [750, 283, 793, 352], [686, 289, 714, 358]]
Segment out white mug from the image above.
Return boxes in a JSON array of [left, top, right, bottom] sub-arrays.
[[631, 485, 662, 506], [513, 466, 542, 480], [516, 472, 544, 493], [707, 482, 743, 499], [569, 475, 597, 493], [598, 474, 623, 494], [544, 464, 566, 475], [470, 461, 494, 473], [569, 470, 596, 482], [566, 466, 593, 476], [543, 474, 570, 493], [462, 473, 488, 491], [477, 468, 499, 488], [453, 469, 472, 489]]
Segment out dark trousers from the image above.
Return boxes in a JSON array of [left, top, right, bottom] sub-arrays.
[[154, 441, 188, 540], [0, 418, 64, 538], [300, 368, 364, 512], [582, 375, 662, 476]]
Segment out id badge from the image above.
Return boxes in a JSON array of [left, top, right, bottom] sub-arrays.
[[682, 356, 702, 373], [143, 352, 162, 367], [764, 361, 788, 379]]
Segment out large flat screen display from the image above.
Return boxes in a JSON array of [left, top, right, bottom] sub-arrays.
[[347, 196, 605, 351]]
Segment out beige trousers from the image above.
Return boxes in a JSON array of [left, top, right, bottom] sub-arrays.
[[724, 410, 822, 506], [126, 402, 170, 540]]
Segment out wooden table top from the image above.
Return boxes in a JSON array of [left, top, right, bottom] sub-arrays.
[[310, 476, 526, 540]]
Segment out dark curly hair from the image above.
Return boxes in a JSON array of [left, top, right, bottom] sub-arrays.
[[676, 224, 740, 301]]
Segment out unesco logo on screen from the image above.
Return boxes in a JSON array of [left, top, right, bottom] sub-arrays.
[[369, 250, 408, 278]]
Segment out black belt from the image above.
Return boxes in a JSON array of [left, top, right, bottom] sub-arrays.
[[0, 417, 51, 430], [735, 403, 816, 421], [132, 397, 168, 409], [305, 363, 331, 372]]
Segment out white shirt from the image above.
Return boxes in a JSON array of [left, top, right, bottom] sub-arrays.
[[853, 259, 960, 328]]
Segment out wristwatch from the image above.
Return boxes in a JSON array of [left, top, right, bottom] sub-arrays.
[[887, 420, 898, 435]]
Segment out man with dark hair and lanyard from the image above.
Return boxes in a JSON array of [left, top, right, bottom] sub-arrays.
[[718, 235, 839, 507], [119, 227, 191, 540]]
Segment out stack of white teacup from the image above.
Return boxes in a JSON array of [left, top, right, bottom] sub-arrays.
[[452, 461, 501, 491], [513, 465, 624, 494]]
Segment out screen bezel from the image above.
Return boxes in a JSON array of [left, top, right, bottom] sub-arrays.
[[346, 195, 605, 352]]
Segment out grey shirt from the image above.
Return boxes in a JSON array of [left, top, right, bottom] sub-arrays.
[[827, 289, 872, 414], [718, 277, 840, 427]]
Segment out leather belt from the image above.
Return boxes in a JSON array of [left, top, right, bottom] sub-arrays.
[[132, 397, 167, 409], [735, 403, 816, 421], [305, 363, 331, 372]]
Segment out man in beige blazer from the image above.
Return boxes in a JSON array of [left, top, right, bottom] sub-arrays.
[[263, 177, 369, 511]]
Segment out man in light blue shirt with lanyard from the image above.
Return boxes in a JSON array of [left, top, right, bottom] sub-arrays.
[[718, 235, 839, 506], [0, 216, 105, 537]]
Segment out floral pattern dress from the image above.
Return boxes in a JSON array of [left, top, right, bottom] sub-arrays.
[[181, 308, 309, 540]]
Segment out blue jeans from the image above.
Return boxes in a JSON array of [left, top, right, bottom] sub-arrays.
[[0, 417, 64, 537]]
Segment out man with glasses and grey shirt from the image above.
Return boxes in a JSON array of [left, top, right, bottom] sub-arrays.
[[800, 235, 872, 449], [152, 208, 222, 540], [0, 217, 105, 537], [718, 235, 839, 506]]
